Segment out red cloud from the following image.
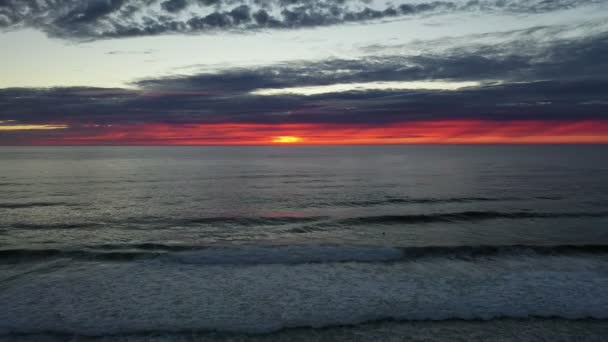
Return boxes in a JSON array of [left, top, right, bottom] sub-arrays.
[[9, 120, 608, 145]]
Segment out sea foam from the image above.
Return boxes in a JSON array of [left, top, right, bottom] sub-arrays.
[[1, 252, 607, 335]]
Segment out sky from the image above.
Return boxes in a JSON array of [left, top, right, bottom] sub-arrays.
[[0, 0, 607, 145]]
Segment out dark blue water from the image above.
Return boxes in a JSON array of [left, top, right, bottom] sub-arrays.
[[1, 145, 608, 340]]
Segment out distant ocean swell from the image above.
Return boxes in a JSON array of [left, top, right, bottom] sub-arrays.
[[0, 202, 78, 209], [331, 196, 562, 207], [337, 211, 608, 224], [0, 195, 565, 211], [2, 210, 608, 231], [1, 245, 607, 336]]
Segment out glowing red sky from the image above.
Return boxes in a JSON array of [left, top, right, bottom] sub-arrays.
[[10, 119, 608, 145]]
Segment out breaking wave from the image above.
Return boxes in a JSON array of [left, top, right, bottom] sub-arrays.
[[3, 244, 608, 264], [1, 244, 607, 336]]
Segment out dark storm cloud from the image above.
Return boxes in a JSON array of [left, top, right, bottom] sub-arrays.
[[136, 27, 608, 93], [0, 0, 601, 40], [1, 23, 607, 127], [2, 79, 608, 127]]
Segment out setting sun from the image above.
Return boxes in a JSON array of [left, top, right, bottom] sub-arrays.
[[272, 136, 303, 144]]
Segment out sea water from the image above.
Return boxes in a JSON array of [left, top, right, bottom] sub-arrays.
[[1, 145, 608, 340]]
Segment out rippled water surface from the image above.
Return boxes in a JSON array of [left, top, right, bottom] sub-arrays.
[[1, 145, 607, 340], [1, 145, 608, 248]]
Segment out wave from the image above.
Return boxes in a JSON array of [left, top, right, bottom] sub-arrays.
[[183, 216, 327, 226], [1, 248, 607, 335], [234, 174, 314, 180], [3, 318, 608, 341], [0, 245, 402, 264], [340, 211, 608, 225], [335, 197, 523, 207], [397, 244, 608, 258], [3, 244, 608, 265], [2, 216, 328, 230], [6, 222, 102, 230], [0, 202, 77, 209], [6, 210, 605, 230], [171, 210, 608, 229], [0, 248, 163, 263], [535, 195, 565, 200]]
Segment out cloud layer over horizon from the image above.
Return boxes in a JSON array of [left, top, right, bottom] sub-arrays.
[[0, 0, 607, 144]]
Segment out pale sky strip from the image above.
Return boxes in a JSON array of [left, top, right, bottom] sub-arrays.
[[251, 81, 481, 96]]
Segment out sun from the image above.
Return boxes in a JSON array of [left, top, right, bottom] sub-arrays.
[[272, 136, 303, 144]]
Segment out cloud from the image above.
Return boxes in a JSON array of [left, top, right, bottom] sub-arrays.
[[3, 120, 608, 145], [106, 49, 154, 55], [0, 0, 602, 40], [2, 78, 607, 128], [135, 25, 608, 93], [0, 21, 607, 133], [0, 123, 68, 130], [161, 0, 188, 13]]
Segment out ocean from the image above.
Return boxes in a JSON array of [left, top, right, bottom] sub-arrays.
[[1, 145, 608, 341]]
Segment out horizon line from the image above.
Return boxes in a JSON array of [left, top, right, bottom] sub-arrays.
[[2, 142, 608, 147]]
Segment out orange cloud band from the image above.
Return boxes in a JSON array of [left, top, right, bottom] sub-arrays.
[[9, 120, 608, 145]]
